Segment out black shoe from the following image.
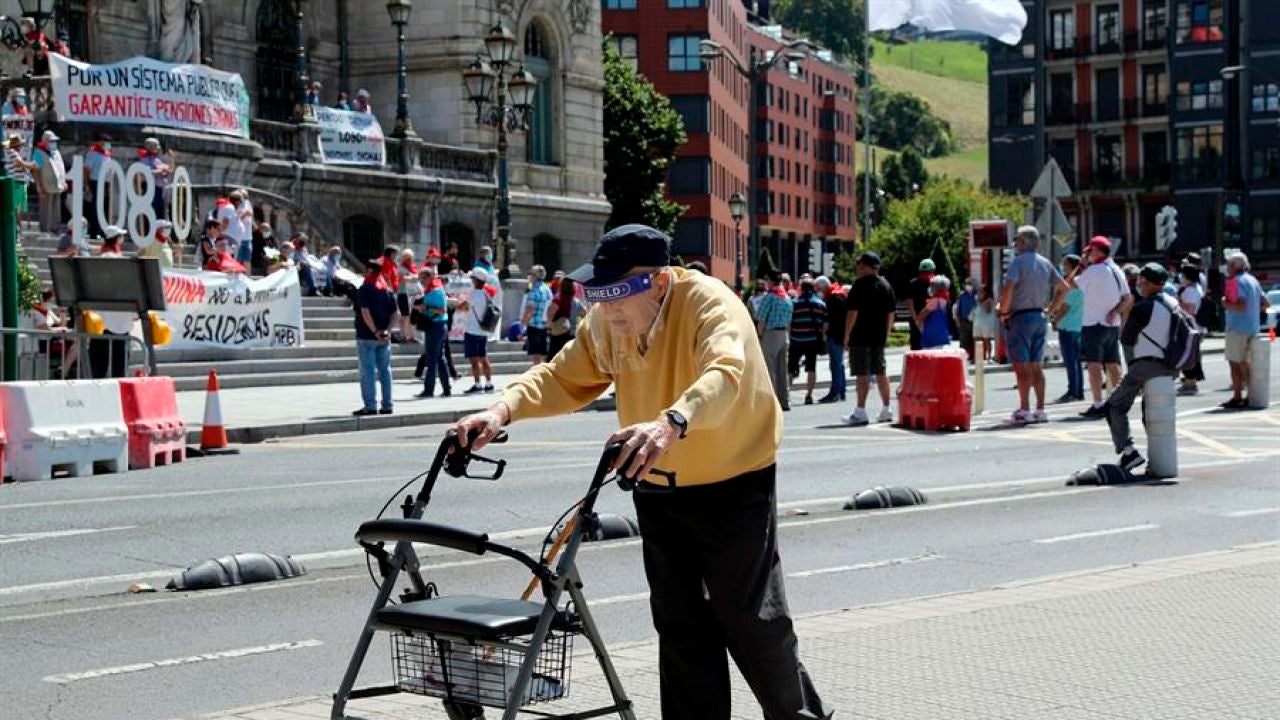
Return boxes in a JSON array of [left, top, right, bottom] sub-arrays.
[[464, 385, 484, 395], [1221, 397, 1247, 410], [378, 408, 393, 415], [817, 395, 839, 404], [441, 390, 452, 398], [1080, 404, 1107, 418], [1055, 393, 1076, 404], [352, 407, 376, 416], [805, 394, 814, 405], [1119, 448, 1146, 473], [415, 390, 433, 399]]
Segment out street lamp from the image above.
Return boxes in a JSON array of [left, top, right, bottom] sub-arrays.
[[386, 0, 415, 162], [291, 0, 315, 125], [700, 37, 810, 278], [17, 0, 55, 31], [729, 191, 747, 293], [463, 21, 536, 277]]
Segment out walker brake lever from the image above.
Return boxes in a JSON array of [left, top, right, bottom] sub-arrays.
[[443, 430, 509, 479], [617, 469, 677, 494]]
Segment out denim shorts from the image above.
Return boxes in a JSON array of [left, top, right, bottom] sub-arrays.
[[1081, 324, 1121, 364], [1006, 310, 1047, 364]]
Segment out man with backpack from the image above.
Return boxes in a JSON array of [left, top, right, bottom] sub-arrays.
[[1106, 263, 1199, 473]]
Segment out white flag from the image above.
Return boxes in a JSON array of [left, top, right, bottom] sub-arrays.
[[868, 0, 1029, 46]]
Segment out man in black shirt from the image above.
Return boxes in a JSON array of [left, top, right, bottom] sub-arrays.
[[907, 259, 936, 350], [816, 276, 847, 403], [353, 263, 397, 417], [842, 252, 897, 426]]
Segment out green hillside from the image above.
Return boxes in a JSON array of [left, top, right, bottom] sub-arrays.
[[870, 38, 988, 84]]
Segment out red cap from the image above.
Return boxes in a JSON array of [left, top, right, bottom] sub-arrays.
[[1085, 236, 1112, 255]]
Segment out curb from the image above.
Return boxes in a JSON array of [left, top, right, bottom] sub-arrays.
[[188, 345, 1227, 445]]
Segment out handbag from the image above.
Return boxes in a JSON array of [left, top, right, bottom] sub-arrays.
[[548, 316, 571, 336]]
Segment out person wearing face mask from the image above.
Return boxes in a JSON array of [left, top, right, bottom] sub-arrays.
[[32, 130, 66, 233], [451, 224, 830, 720], [954, 277, 978, 362]]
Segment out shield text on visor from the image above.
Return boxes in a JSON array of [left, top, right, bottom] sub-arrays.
[[583, 274, 653, 303]]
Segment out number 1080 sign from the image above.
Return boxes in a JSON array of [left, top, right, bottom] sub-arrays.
[[67, 155, 195, 248]]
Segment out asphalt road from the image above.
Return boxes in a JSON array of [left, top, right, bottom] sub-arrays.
[[1, 351, 1277, 720]]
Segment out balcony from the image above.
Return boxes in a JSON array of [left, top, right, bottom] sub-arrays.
[[1143, 29, 1168, 50], [1048, 102, 1078, 125], [1096, 101, 1122, 123], [1143, 162, 1171, 187], [1095, 35, 1121, 55], [1142, 100, 1169, 118], [1046, 43, 1077, 62]]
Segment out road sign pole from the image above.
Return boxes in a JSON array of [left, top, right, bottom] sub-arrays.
[[2, 178, 19, 382]]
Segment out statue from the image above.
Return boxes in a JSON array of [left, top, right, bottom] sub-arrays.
[[148, 0, 202, 64]]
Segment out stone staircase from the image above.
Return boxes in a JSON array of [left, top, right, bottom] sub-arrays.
[[17, 226, 532, 392]]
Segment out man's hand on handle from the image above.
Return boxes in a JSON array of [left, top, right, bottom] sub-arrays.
[[451, 403, 511, 453], [608, 418, 679, 481]]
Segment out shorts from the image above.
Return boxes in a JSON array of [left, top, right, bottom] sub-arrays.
[[396, 294, 411, 316], [788, 340, 821, 375], [1225, 331, 1255, 364], [849, 345, 887, 377], [526, 326, 549, 357], [463, 333, 488, 358], [1081, 324, 1121, 364], [1006, 311, 1047, 365]]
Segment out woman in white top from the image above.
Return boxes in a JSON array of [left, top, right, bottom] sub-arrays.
[[1176, 264, 1205, 395]]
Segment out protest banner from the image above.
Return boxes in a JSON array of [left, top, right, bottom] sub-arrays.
[[315, 106, 386, 166], [161, 268, 305, 350], [3, 114, 34, 159], [50, 53, 251, 139]]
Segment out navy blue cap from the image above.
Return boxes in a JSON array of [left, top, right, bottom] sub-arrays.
[[567, 224, 672, 287]]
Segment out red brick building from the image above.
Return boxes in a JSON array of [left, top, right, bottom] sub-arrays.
[[603, 0, 859, 282]]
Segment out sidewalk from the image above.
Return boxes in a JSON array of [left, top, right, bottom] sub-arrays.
[[177, 338, 1228, 444], [190, 541, 1280, 720]]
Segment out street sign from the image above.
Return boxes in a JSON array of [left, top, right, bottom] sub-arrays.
[[1035, 201, 1074, 240], [1030, 158, 1073, 200], [970, 220, 1013, 250]]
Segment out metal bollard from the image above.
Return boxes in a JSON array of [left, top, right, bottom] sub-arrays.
[[1144, 375, 1177, 478], [973, 341, 986, 415], [1248, 336, 1272, 410]]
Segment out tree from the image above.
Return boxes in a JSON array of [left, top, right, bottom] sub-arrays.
[[860, 85, 955, 157], [772, 0, 867, 68], [16, 243, 39, 312], [865, 178, 1027, 292], [881, 147, 929, 200], [602, 38, 687, 235]]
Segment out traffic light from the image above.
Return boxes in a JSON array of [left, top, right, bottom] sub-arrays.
[[808, 241, 823, 274], [1156, 206, 1178, 251]]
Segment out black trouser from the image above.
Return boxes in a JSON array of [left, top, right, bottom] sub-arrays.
[[633, 465, 830, 720], [88, 331, 127, 379]]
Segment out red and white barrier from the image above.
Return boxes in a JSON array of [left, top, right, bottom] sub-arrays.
[[118, 375, 187, 470]]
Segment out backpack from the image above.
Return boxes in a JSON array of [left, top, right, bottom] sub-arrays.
[[474, 294, 501, 333], [1194, 294, 1218, 332], [1145, 296, 1202, 372]]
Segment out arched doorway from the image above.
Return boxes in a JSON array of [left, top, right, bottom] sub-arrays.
[[344, 215, 384, 263], [255, 0, 298, 121], [531, 233, 562, 274], [523, 20, 557, 166], [440, 222, 476, 270]]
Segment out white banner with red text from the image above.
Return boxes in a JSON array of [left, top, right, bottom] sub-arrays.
[[49, 53, 251, 139], [161, 268, 305, 350]]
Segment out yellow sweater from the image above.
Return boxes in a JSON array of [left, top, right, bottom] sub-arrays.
[[501, 268, 782, 486]]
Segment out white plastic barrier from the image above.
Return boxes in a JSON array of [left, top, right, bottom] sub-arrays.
[[1248, 337, 1271, 410], [0, 380, 129, 481], [1143, 375, 1178, 479]]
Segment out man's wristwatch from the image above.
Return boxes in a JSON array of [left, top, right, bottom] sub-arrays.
[[664, 410, 688, 439]]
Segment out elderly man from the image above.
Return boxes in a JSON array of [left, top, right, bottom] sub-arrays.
[[453, 224, 829, 720], [1069, 237, 1133, 418], [1221, 252, 1267, 409], [999, 226, 1068, 425]]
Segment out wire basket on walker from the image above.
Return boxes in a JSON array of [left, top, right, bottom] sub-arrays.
[[331, 430, 673, 720]]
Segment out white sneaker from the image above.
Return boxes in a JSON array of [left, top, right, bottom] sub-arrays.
[[843, 408, 869, 426], [1003, 409, 1031, 426], [1031, 409, 1049, 424], [877, 407, 894, 423]]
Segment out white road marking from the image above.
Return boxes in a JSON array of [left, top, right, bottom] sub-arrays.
[[590, 592, 650, 606], [0, 526, 137, 545], [787, 553, 942, 579], [41, 640, 323, 684], [1223, 507, 1280, 518], [781, 487, 1110, 529], [1032, 524, 1159, 544]]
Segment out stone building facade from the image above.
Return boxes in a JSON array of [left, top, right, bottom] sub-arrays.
[[0, 0, 609, 273]]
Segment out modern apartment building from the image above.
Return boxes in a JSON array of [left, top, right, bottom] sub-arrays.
[[989, 0, 1280, 273], [603, 0, 859, 282]]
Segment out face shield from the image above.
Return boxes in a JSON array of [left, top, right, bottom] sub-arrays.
[[582, 269, 673, 375]]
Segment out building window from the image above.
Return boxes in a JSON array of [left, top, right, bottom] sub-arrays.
[[1142, 64, 1168, 115], [669, 156, 710, 195], [1253, 84, 1280, 114], [604, 0, 636, 8], [1142, 131, 1169, 183], [1143, 2, 1168, 47], [609, 35, 638, 69], [1096, 5, 1121, 52], [1051, 138, 1077, 186], [525, 21, 556, 166], [1096, 68, 1121, 121], [1175, 79, 1224, 111], [1253, 148, 1280, 181], [255, 0, 299, 122], [1175, 125, 1223, 182], [668, 35, 706, 72], [668, 0, 704, 7], [1176, 0, 1224, 44], [1095, 134, 1123, 183], [1049, 9, 1075, 53], [1253, 215, 1280, 254], [1000, 76, 1035, 128], [669, 95, 709, 134]]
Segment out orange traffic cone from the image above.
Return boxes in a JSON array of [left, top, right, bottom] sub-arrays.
[[200, 370, 228, 450]]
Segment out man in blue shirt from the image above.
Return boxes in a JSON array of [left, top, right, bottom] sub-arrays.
[[415, 267, 454, 399], [521, 264, 553, 365], [755, 272, 794, 411], [1221, 252, 1268, 409], [788, 278, 828, 405], [953, 277, 978, 362], [353, 263, 397, 416], [999, 226, 1068, 425]]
